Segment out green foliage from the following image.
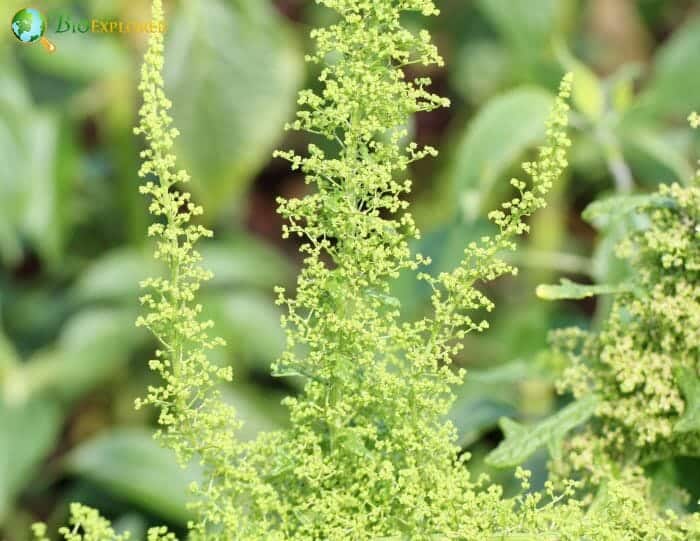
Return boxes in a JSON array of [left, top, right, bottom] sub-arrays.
[[639, 17, 700, 117], [165, 0, 303, 217], [445, 88, 553, 221], [64, 429, 199, 525], [535, 278, 632, 301], [0, 398, 60, 521], [555, 41, 604, 122], [554, 178, 700, 466], [486, 395, 598, 468], [21, 1, 700, 539]]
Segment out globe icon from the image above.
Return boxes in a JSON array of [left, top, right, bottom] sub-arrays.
[[11, 8, 45, 43], [11, 8, 55, 52]]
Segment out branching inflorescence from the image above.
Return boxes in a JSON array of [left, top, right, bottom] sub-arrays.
[[32, 0, 700, 539], [554, 115, 700, 484]]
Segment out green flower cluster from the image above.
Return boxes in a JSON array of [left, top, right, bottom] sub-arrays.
[[31, 503, 174, 541], [32, 0, 700, 539], [556, 147, 700, 476]]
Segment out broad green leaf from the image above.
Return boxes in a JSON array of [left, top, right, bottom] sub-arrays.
[[621, 130, 694, 185], [207, 291, 285, 371], [450, 398, 517, 448], [64, 428, 200, 525], [0, 58, 76, 266], [0, 330, 18, 377], [0, 57, 30, 109], [674, 367, 700, 434], [477, 0, 563, 43], [555, 41, 604, 121], [640, 17, 700, 117], [446, 88, 554, 221], [19, 31, 129, 82], [20, 111, 62, 262], [72, 247, 162, 304], [536, 279, 632, 301], [73, 237, 292, 304], [165, 0, 303, 218], [200, 237, 293, 290], [485, 395, 598, 468], [0, 398, 61, 521], [451, 361, 537, 447], [3, 309, 141, 404], [557, 43, 605, 123], [612, 79, 634, 114], [221, 385, 287, 441], [468, 360, 534, 385], [645, 460, 687, 514], [590, 220, 634, 286], [569, 66, 603, 121], [452, 40, 511, 104], [582, 193, 675, 231], [475, 0, 571, 80], [0, 100, 63, 264]]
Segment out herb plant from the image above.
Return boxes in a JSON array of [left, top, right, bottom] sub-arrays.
[[32, 0, 700, 539], [517, 115, 700, 495]]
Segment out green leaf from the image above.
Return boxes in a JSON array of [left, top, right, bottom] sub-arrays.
[[452, 40, 511, 104], [645, 460, 687, 513], [485, 395, 598, 468], [0, 57, 30, 109], [64, 428, 200, 525], [19, 32, 129, 82], [450, 398, 517, 448], [451, 361, 538, 447], [640, 17, 700, 117], [3, 309, 142, 404], [72, 248, 162, 304], [0, 100, 64, 264], [220, 385, 287, 441], [73, 236, 291, 305], [207, 291, 285, 371], [674, 367, 700, 434], [611, 76, 634, 114], [366, 288, 401, 309], [589, 220, 634, 286], [476, 0, 562, 46], [0, 398, 61, 521], [475, 0, 571, 80], [581, 193, 675, 231], [165, 0, 303, 218], [620, 130, 694, 184], [535, 279, 632, 301], [446, 88, 554, 221], [200, 236, 294, 290], [0, 329, 18, 378], [555, 41, 604, 121]]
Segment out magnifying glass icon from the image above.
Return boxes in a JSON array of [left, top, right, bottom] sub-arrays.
[[11, 8, 56, 53]]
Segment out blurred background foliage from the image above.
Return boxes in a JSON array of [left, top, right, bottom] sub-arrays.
[[1, 0, 699, 538]]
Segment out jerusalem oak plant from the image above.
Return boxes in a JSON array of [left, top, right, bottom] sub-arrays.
[[501, 113, 700, 501], [32, 0, 700, 539]]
